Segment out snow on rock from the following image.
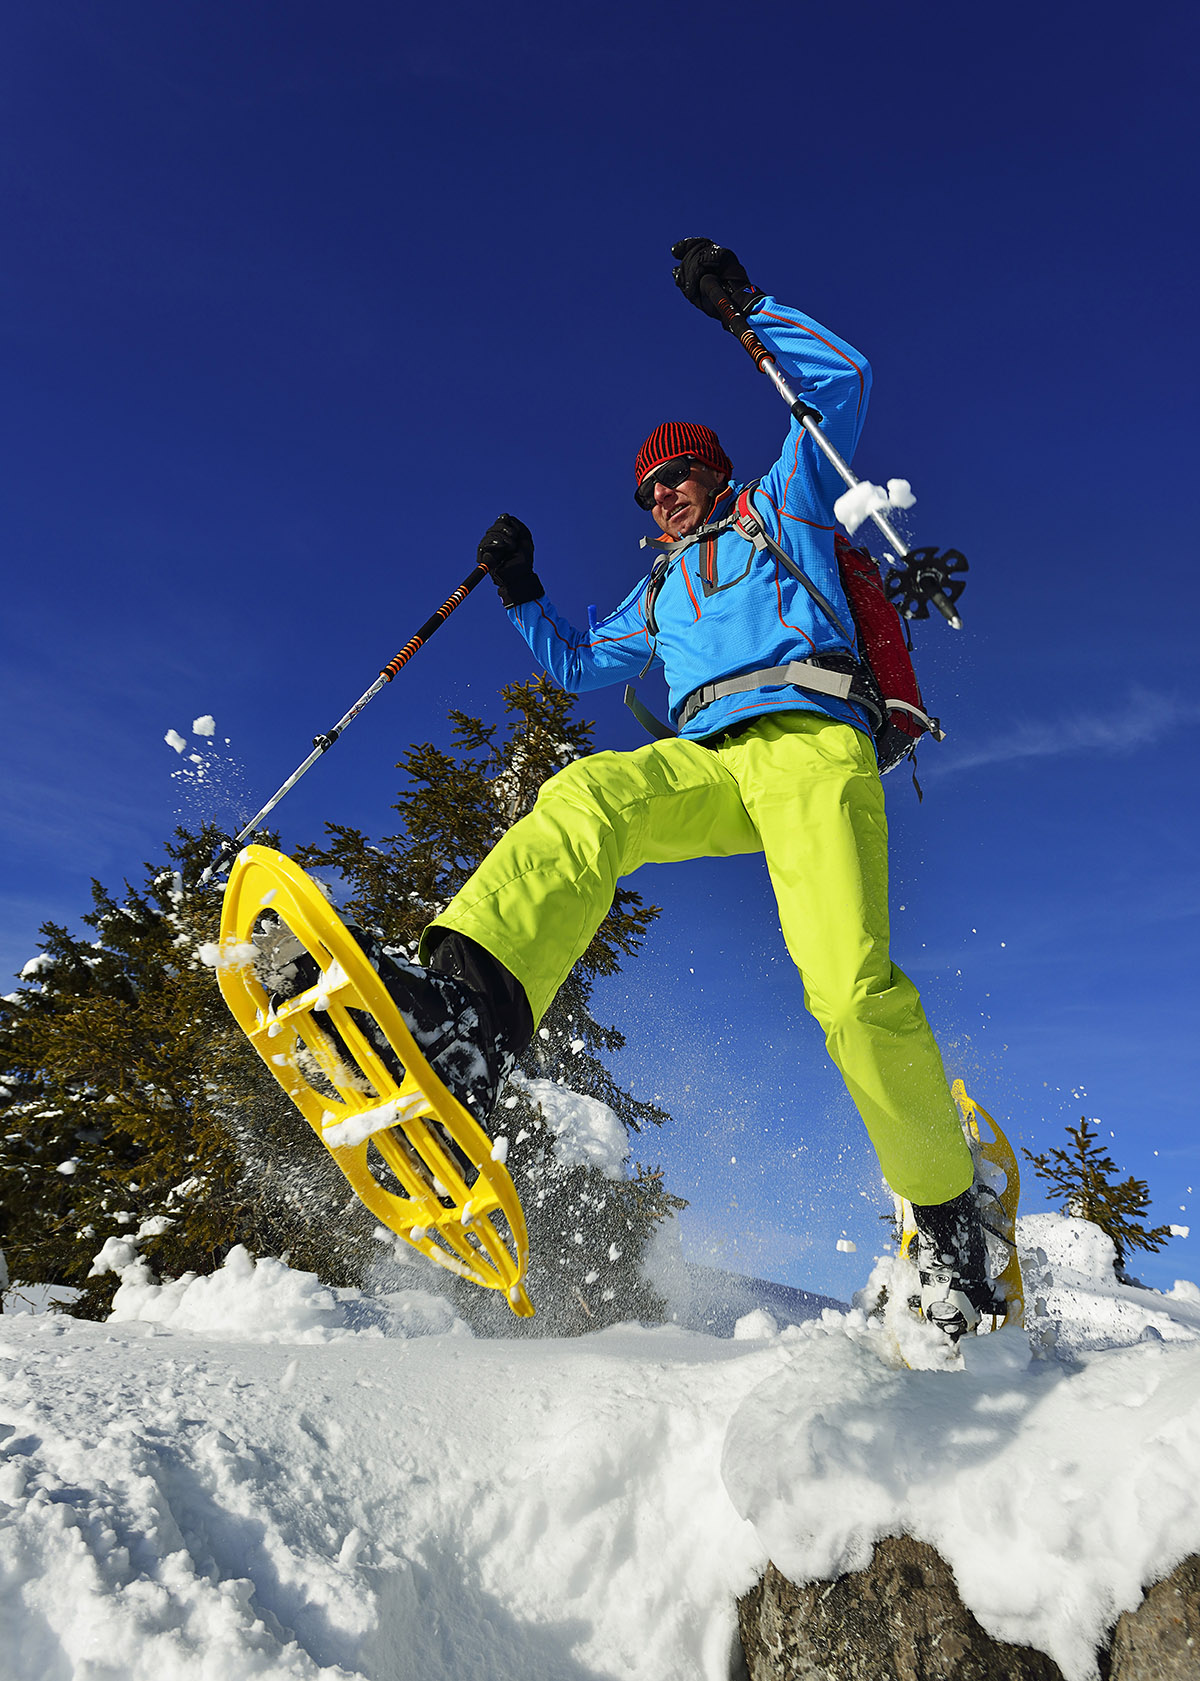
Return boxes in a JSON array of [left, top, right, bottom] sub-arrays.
[[723, 1298, 1200, 1681], [515, 1075, 629, 1178], [1, 1214, 1199, 1681]]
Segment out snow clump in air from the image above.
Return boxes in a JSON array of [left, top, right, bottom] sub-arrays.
[[513, 1074, 629, 1178], [834, 476, 916, 535], [164, 710, 249, 820], [196, 938, 257, 971]]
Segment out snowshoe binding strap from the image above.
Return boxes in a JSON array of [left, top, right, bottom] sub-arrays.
[[898, 1081, 1023, 1339]]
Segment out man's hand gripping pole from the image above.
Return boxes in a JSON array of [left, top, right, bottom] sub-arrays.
[[199, 561, 492, 888], [697, 275, 967, 630]]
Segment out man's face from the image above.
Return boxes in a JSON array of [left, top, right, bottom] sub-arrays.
[[649, 462, 722, 539]]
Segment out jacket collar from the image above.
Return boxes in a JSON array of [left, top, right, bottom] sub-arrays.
[[641, 481, 742, 565]]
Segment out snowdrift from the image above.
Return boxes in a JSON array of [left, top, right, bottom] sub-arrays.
[[2, 1215, 1199, 1681]]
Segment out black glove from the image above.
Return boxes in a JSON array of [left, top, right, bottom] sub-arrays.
[[478, 513, 544, 609], [671, 238, 764, 321]]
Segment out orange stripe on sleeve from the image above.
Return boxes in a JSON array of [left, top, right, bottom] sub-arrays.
[[756, 308, 868, 423]]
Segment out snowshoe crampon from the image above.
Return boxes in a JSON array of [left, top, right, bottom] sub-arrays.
[[215, 845, 534, 1317], [899, 1080, 1023, 1334]]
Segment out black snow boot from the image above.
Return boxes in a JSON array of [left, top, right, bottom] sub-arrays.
[[251, 918, 531, 1130], [909, 1184, 1007, 1342], [252, 917, 320, 1000]]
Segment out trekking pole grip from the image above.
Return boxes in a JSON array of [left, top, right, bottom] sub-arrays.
[[378, 561, 491, 683], [699, 275, 770, 364]]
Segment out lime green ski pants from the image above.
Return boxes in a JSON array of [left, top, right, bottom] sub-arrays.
[[422, 712, 972, 1206]]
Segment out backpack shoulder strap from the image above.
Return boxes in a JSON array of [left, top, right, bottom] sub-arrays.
[[733, 486, 855, 648]]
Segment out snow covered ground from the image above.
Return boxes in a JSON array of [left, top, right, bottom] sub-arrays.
[[3, 1216, 1200, 1681]]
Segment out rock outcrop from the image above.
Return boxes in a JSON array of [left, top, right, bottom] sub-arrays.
[[737, 1540, 1200, 1681], [1103, 1552, 1200, 1679]]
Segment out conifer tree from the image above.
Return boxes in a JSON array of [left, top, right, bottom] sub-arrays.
[[300, 675, 685, 1333], [0, 828, 370, 1318], [1023, 1118, 1173, 1274]]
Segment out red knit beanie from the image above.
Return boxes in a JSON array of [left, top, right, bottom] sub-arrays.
[[634, 422, 732, 496]]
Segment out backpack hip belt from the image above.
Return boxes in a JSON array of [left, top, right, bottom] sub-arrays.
[[677, 652, 883, 734]]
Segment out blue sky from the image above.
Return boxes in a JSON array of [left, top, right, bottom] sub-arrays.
[[4, 1, 1197, 1300]]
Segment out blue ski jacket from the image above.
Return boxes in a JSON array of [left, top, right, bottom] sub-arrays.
[[508, 296, 874, 744]]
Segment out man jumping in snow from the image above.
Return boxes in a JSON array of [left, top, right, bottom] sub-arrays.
[[266, 240, 998, 1342]]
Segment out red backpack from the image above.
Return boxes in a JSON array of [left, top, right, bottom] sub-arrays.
[[833, 532, 943, 774], [729, 485, 944, 775]]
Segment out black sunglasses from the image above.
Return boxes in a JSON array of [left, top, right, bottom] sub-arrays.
[[634, 456, 702, 511]]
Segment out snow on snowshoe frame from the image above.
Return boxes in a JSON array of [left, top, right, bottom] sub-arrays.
[[215, 844, 534, 1316]]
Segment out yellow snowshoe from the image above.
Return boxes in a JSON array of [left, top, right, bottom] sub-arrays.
[[214, 844, 534, 1317]]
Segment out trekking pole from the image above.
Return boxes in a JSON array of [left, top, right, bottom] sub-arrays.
[[197, 561, 492, 889], [698, 276, 967, 630]]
